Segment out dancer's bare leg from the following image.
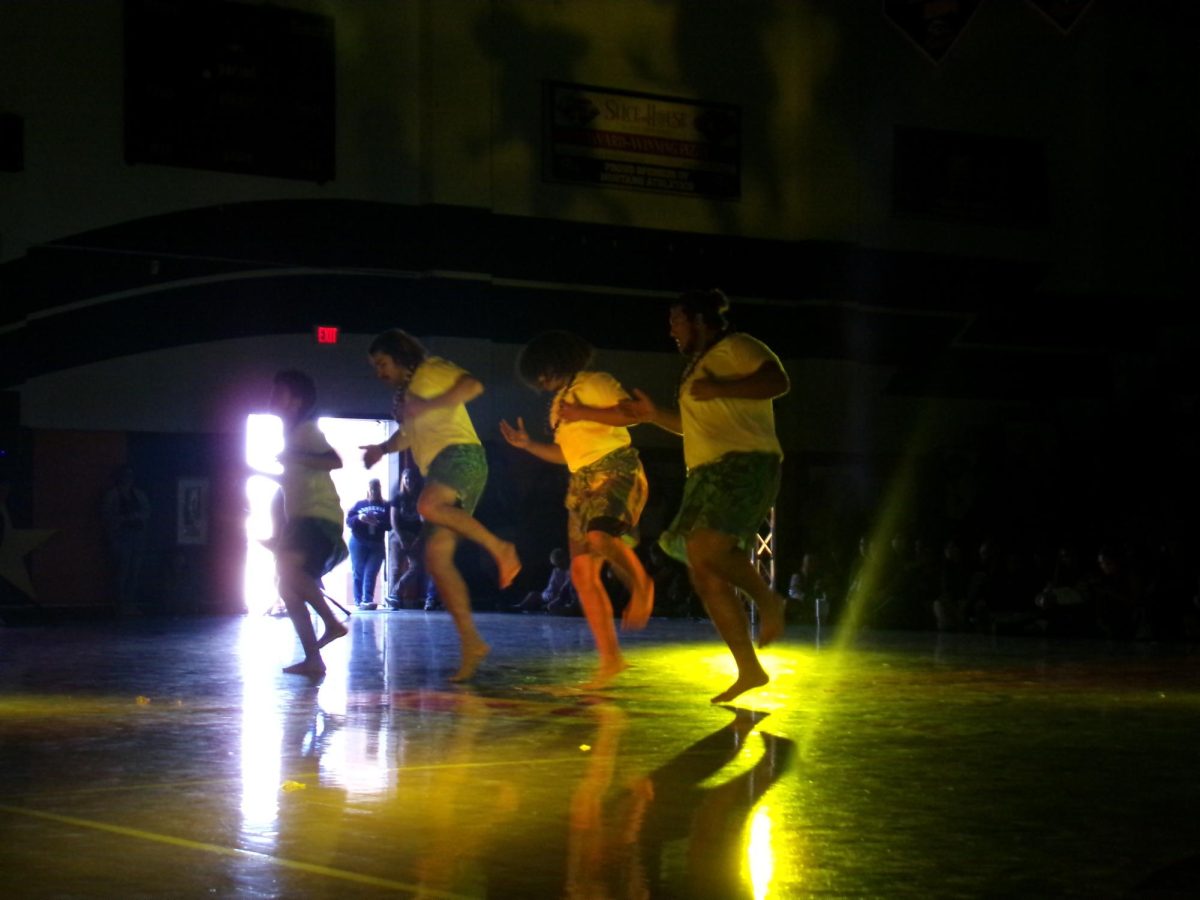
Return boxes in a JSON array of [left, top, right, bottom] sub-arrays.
[[571, 554, 628, 689], [419, 481, 522, 588], [686, 528, 785, 648], [424, 526, 490, 681], [277, 551, 343, 674], [585, 531, 655, 632], [686, 538, 770, 704]]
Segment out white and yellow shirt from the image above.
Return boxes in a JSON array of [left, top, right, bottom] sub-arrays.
[[280, 419, 344, 527], [679, 333, 783, 471], [390, 357, 482, 476], [551, 371, 633, 472]]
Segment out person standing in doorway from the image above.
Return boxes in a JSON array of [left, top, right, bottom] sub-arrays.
[[388, 466, 439, 610], [346, 478, 391, 610], [618, 289, 790, 704], [361, 329, 521, 682]]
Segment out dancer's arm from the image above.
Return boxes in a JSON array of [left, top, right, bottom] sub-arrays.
[[361, 429, 412, 468], [500, 417, 566, 465], [405, 374, 484, 418], [279, 447, 343, 471], [556, 402, 639, 428], [688, 360, 789, 402], [619, 389, 682, 435], [282, 424, 343, 471]]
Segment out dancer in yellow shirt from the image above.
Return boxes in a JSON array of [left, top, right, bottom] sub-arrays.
[[501, 330, 653, 688], [362, 329, 521, 682], [621, 290, 789, 704]]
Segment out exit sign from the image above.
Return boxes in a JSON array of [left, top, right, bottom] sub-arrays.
[[315, 325, 339, 344]]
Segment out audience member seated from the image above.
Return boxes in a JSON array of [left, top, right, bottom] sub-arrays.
[[989, 543, 1042, 635], [1090, 544, 1142, 640], [786, 551, 834, 625], [646, 542, 699, 618], [966, 537, 1012, 633], [1142, 534, 1194, 642], [514, 547, 576, 613], [933, 537, 970, 632], [1034, 542, 1094, 637], [843, 534, 876, 623]]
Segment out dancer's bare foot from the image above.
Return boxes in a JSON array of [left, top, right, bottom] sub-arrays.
[[283, 660, 326, 677], [496, 542, 522, 589], [449, 640, 490, 682], [620, 581, 655, 632], [582, 658, 630, 690], [710, 668, 769, 704], [315, 621, 348, 649], [756, 591, 786, 648]]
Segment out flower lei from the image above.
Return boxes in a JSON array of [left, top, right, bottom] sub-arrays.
[[389, 369, 415, 425], [547, 373, 580, 435], [677, 329, 732, 401]]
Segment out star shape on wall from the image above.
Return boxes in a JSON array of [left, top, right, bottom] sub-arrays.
[[0, 507, 56, 599]]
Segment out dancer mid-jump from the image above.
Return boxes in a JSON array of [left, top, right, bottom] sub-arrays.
[[501, 330, 654, 688], [362, 329, 521, 682]]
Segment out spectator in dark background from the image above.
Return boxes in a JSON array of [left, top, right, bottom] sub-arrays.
[[1092, 544, 1142, 641], [388, 467, 438, 610], [101, 464, 150, 617]]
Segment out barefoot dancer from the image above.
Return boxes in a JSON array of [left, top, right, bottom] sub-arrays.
[[267, 370, 350, 676], [500, 331, 654, 688], [362, 330, 521, 681], [620, 290, 790, 704]]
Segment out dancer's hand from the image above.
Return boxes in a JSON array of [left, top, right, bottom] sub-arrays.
[[557, 401, 585, 423], [499, 417, 531, 449], [619, 388, 657, 423], [360, 443, 384, 469]]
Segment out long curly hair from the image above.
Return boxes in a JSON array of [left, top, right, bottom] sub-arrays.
[[516, 330, 594, 390]]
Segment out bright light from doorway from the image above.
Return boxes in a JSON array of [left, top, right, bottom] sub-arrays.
[[243, 414, 394, 617]]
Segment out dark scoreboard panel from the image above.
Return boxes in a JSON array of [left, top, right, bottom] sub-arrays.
[[124, 0, 335, 183]]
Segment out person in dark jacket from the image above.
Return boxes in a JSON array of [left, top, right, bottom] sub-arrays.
[[346, 478, 391, 610]]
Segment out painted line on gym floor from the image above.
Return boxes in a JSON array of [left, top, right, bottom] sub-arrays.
[[0, 803, 472, 898]]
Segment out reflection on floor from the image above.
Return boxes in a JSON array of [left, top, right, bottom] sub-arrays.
[[1, 610, 1199, 897]]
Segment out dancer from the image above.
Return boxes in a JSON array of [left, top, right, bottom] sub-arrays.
[[500, 330, 653, 688], [361, 329, 521, 681], [617, 289, 789, 703], [266, 369, 349, 676]]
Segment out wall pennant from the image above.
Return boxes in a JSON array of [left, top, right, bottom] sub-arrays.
[[1026, 0, 1095, 34], [884, 0, 983, 64]]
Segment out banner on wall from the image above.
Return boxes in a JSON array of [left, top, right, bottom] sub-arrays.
[[884, 0, 983, 64], [1026, 0, 1094, 34], [177, 478, 209, 546], [543, 81, 741, 199]]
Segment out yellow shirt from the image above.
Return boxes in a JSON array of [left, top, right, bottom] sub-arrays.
[[280, 419, 344, 527], [390, 357, 482, 476], [679, 333, 783, 471], [552, 371, 633, 472]]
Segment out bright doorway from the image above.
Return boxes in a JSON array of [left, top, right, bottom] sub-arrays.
[[243, 414, 395, 616]]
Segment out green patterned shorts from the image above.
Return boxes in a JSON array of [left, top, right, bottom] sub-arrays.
[[424, 443, 488, 516], [658, 451, 781, 565], [564, 446, 648, 556], [281, 517, 349, 580]]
